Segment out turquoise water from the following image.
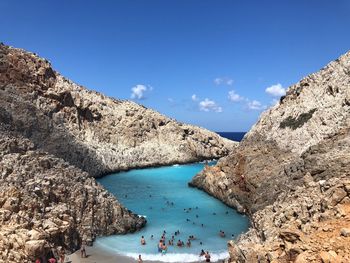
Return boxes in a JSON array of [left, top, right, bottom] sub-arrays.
[[96, 162, 249, 262]]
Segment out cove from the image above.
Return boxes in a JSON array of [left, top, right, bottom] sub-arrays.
[[96, 162, 249, 262]]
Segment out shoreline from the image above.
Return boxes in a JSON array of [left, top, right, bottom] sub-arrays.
[[67, 245, 219, 263], [94, 157, 221, 178]]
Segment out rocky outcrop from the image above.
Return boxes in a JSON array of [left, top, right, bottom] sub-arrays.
[[0, 43, 235, 262], [190, 50, 350, 262], [0, 125, 145, 262], [0, 43, 236, 177]]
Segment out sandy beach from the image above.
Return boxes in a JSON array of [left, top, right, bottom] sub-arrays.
[[68, 246, 160, 263]]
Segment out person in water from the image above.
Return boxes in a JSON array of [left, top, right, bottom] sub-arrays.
[[200, 249, 205, 256], [177, 240, 182, 247], [186, 239, 191, 247], [161, 243, 167, 255], [219, 230, 226, 238], [141, 236, 146, 245], [138, 254, 143, 263], [158, 240, 163, 252], [205, 251, 211, 262], [151, 234, 154, 239]]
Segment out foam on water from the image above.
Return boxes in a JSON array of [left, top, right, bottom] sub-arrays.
[[124, 252, 230, 262], [97, 162, 249, 262]]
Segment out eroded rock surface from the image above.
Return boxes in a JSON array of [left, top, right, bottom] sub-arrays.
[[0, 125, 145, 262], [190, 50, 350, 262], [0, 43, 235, 262], [0, 43, 236, 177]]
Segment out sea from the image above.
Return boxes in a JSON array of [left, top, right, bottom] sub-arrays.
[[217, 132, 246, 142], [95, 132, 248, 262]]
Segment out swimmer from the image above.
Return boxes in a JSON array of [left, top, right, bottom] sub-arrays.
[[151, 235, 154, 239], [141, 236, 146, 245], [213, 212, 216, 215], [219, 231, 225, 238], [186, 239, 191, 247], [177, 240, 182, 247], [205, 251, 211, 262], [200, 249, 205, 256], [158, 240, 163, 252], [196, 215, 199, 218], [201, 223, 204, 227], [161, 243, 167, 255]]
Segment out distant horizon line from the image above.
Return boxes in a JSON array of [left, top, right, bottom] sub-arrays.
[[216, 131, 247, 133]]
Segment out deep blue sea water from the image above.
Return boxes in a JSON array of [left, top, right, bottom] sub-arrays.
[[96, 162, 249, 262], [217, 132, 246, 142]]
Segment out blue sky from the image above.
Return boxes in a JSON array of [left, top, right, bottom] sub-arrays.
[[1, 0, 350, 131]]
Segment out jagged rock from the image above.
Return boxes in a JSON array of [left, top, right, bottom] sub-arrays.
[[0, 44, 236, 178], [190, 50, 350, 262], [25, 240, 47, 258], [340, 228, 350, 237]]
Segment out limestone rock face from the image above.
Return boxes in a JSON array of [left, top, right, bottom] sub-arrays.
[[0, 43, 235, 262], [0, 43, 236, 178], [0, 127, 146, 262], [190, 50, 350, 262]]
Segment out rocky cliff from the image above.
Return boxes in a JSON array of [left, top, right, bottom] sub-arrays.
[[0, 43, 236, 177], [0, 43, 235, 262], [190, 51, 350, 262]]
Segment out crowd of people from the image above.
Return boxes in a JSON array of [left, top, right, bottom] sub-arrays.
[[137, 228, 221, 262]]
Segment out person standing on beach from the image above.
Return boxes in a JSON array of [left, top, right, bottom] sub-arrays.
[[138, 254, 143, 262], [59, 249, 65, 263], [80, 243, 86, 258], [205, 251, 211, 262]]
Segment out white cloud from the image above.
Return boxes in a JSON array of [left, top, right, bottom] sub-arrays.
[[131, 84, 149, 100], [214, 77, 233, 86], [214, 78, 223, 85], [226, 79, 233, 85], [265, 83, 286, 97], [228, 90, 244, 102], [191, 94, 198, 101], [247, 100, 266, 110], [199, 98, 222, 113]]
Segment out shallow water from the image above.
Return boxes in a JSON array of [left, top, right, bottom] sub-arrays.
[[96, 162, 249, 262]]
